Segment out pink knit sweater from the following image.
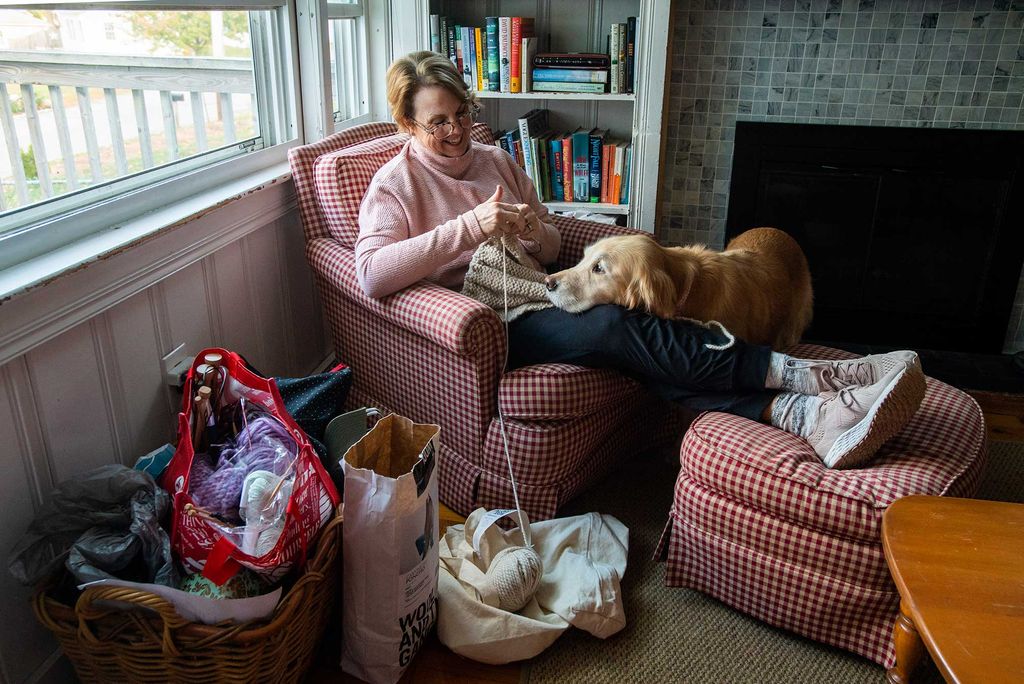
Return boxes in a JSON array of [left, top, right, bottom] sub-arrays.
[[355, 136, 561, 298]]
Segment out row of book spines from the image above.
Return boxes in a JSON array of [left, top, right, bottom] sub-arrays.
[[608, 18, 638, 94], [493, 130, 632, 206], [429, 15, 536, 93]]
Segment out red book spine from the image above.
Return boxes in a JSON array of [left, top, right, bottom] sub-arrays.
[[510, 17, 522, 93]]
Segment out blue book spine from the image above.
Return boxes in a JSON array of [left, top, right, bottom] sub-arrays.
[[497, 133, 511, 157], [588, 134, 603, 202], [505, 130, 518, 165], [571, 131, 590, 201], [486, 17, 500, 92], [532, 68, 608, 83], [550, 138, 564, 201]]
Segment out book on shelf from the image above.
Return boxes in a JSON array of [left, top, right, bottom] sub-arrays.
[[532, 68, 609, 83], [613, 141, 627, 205], [517, 108, 548, 197], [536, 131, 553, 202], [532, 81, 607, 94], [498, 17, 511, 92], [520, 36, 539, 92], [571, 128, 591, 202], [439, 16, 449, 58], [446, 20, 456, 66], [509, 17, 535, 93], [534, 53, 610, 68], [464, 27, 476, 89], [474, 27, 485, 91], [609, 23, 621, 93], [600, 139, 612, 203], [561, 135, 573, 201], [485, 17, 499, 91], [588, 129, 606, 203], [625, 17, 636, 94], [617, 23, 628, 93], [495, 129, 510, 157], [455, 25, 464, 78], [618, 145, 626, 204], [430, 15, 440, 54], [549, 135, 565, 202]]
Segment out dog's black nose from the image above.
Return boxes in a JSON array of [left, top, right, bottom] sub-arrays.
[[545, 276, 558, 292]]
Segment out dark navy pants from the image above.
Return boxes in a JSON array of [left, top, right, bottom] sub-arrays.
[[507, 305, 778, 420]]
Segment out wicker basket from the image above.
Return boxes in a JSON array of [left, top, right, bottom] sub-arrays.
[[33, 508, 342, 684]]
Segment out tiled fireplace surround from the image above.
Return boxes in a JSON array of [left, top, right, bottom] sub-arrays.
[[658, 0, 1024, 352]]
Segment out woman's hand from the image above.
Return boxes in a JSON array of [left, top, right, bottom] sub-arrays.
[[473, 186, 539, 239]]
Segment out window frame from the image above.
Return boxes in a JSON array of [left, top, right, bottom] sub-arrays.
[[0, 0, 301, 271]]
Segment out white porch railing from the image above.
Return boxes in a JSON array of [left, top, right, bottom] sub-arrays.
[[0, 51, 256, 212]]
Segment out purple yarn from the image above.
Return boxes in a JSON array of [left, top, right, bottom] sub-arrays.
[[190, 416, 297, 521]]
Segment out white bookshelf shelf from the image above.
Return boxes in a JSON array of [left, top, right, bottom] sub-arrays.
[[473, 91, 635, 102], [548, 202, 629, 215]]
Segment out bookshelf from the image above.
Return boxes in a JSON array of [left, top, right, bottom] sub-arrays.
[[416, 0, 670, 233]]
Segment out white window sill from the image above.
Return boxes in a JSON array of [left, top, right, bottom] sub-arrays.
[[0, 161, 292, 303], [0, 161, 297, 366]]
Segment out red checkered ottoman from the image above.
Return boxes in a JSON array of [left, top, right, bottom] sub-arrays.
[[655, 344, 987, 667]]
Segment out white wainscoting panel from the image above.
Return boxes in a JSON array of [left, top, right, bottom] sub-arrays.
[[0, 363, 61, 684], [0, 185, 331, 682]]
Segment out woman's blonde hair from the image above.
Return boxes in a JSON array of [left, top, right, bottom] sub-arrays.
[[386, 51, 477, 132]]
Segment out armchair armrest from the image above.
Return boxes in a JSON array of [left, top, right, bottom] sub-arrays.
[[551, 214, 649, 271], [306, 238, 506, 358]]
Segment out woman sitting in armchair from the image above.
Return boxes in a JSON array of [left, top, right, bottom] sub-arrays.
[[355, 50, 925, 470]]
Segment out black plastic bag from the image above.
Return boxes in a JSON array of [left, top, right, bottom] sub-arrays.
[[8, 464, 178, 587]]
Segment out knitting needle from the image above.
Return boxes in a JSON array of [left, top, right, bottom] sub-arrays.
[[191, 386, 213, 452]]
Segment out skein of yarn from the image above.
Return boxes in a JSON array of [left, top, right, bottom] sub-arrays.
[[482, 545, 544, 612], [239, 469, 292, 557], [189, 415, 296, 521]]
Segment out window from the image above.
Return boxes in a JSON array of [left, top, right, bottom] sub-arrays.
[[327, 0, 369, 128], [0, 1, 297, 269]]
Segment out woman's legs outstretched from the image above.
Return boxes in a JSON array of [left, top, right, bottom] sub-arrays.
[[507, 305, 776, 420], [507, 305, 926, 469]]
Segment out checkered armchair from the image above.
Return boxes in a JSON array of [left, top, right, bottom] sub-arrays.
[[289, 122, 681, 520]]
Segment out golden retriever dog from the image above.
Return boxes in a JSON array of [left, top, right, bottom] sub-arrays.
[[544, 227, 813, 349]]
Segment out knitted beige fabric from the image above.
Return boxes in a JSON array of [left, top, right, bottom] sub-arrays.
[[461, 237, 553, 322]]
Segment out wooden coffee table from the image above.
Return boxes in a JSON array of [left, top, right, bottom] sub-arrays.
[[881, 495, 1024, 684]]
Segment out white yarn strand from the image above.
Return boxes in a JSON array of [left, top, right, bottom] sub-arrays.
[[496, 236, 531, 547]]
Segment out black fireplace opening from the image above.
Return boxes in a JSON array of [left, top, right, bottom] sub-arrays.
[[726, 122, 1024, 357]]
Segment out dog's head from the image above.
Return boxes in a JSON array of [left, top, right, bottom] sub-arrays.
[[544, 235, 683, 318]]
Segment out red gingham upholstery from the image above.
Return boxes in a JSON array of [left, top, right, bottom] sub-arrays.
[[656, 344, 988, 667], [289, 122, 685, 520]]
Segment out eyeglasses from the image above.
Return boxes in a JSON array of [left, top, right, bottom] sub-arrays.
[[411, 105, 480, 140]]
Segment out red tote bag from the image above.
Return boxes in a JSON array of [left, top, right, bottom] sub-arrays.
[[161, 348, 340, 585]]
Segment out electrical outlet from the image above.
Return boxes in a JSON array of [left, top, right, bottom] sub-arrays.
[[162, 343, 193, 388]]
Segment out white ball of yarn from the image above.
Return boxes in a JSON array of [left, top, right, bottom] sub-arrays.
[[240, 470, 280, 522], [484, 545, 544, 612]]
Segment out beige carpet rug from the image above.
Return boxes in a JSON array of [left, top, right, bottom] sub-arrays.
[[523, 440, 1024, 684]]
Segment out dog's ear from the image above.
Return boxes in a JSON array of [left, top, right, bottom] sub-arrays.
[[624, 267, 678, 318]]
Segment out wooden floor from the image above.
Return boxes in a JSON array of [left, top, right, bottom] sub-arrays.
[[317, 390, 1024, 684]]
